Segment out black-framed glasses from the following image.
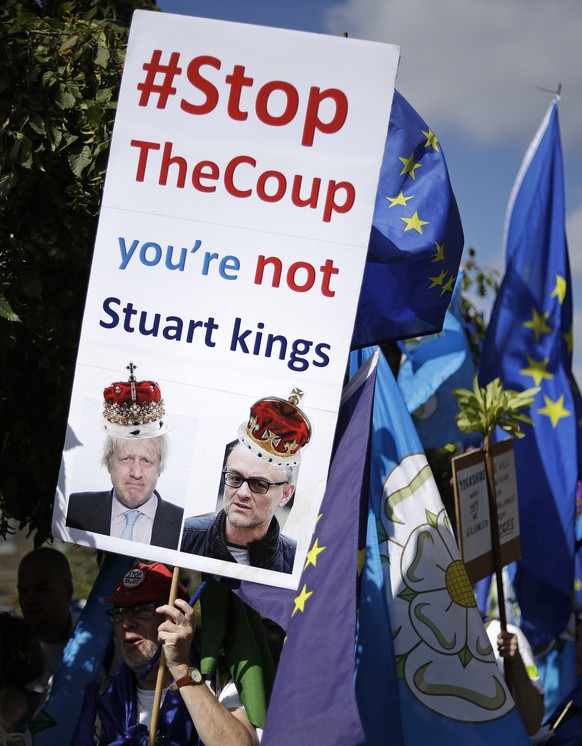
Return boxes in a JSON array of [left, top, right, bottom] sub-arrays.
[[106, 602, 159, 623], [223, 471, 288, 495]]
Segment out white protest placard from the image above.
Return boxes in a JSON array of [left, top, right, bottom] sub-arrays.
[[452, 439, 521, 583], [51, 11, 400, 589]]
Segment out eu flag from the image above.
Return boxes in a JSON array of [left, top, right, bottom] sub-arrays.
[[479, 97, 578, 651], [351, 90, 464, 348], [353, 347, 530, 745], [258, 353, 378, 745]]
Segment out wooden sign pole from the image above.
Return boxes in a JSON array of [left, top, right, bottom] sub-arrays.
[[482, 435, 512, 689], [148, 566, 181, 746]]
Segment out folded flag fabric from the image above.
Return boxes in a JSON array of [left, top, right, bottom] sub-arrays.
[[351, 89, 464, 348], [257, 353, 379, 746]]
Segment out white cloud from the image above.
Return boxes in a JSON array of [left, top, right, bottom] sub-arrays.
[[323, 0, 582, 151]]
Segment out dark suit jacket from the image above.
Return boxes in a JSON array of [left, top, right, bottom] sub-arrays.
[[66, 489, 183, 550]]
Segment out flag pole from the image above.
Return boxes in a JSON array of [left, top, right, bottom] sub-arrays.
[[482, 434, 512, 689], [535, 82, 562, 97], [148, 566, 181, 746]]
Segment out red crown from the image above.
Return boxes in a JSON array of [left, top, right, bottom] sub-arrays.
[[238, 389, 311, 466], [101, 362, 169, 438]]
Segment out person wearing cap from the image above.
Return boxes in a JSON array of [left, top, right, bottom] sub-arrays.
[[180, 392, 311, 574], [71, 562, 259, 745], [66, 364, 184, 550]]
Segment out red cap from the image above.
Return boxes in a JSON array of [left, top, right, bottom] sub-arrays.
[[107, 562, 189, 605]]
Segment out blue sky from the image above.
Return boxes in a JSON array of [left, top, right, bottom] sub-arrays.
[[157, 0, 582, 378]]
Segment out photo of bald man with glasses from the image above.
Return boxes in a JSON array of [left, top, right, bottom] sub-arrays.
[[180, 391, 311, 574], [180, 443, 297, 573]]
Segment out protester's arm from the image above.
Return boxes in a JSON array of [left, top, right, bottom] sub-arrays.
[[497, 630, 545, 736], [157, 599, 258, 746]]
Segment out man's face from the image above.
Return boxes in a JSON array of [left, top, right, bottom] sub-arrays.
[[18, 562, 72, 639], [223, 445, 295, 543], [108, 438, 161, 508], [112, 601, 164, 685]]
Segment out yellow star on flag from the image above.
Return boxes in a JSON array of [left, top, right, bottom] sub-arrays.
[[428, 270, 447, 289], [422, 128, 439, 151], [551, 274, 567, 305], [357, 547, 366, 576], [575, 577, 582, 593], [398, 152, 422, 180], [387, 191, 413, 208], [431, 242, 445, 262], [538, 394, 571, 428], [304, 538, 326, 569], [520, 356, 554, 386], [563, 324, 573, 354], [523, 308, 552, 343], [292, 584, 314, 616], [440, 275, 455, 297], [401, 211, 429, 234]]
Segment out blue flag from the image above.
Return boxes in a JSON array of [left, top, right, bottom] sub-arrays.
[[351, 90, 464, 348], [479, 98, 578, 651], [397, 269, 480, 449], [535, 623, 577, 722], [353, 347, 529, 745], [258, 353, 378, 746], [30, 554, 132, 745]]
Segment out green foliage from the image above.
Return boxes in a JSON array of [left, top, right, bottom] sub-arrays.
[[453, 376, 539, 439], [0, 295, 20, 322], [0, 0, 157, 543]]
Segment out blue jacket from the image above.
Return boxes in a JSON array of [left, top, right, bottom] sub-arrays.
[[71, 663, 198, 745]]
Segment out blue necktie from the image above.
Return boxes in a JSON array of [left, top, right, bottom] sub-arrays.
[[121, 510, 140, 540]]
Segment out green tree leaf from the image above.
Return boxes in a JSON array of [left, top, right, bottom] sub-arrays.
[[0, 296, 21, 322], [68, 145, 93, 176]]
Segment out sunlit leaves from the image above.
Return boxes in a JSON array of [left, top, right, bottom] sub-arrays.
[[453, 376, 539, 439]]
